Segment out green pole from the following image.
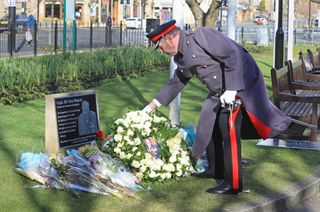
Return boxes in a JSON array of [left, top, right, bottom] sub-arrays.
[[72, 0, 76, 52], [72, 20, 76, 52], [63, 0, 67, 51]]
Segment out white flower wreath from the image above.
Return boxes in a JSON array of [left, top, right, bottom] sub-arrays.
[[106, 110, 193, 182]]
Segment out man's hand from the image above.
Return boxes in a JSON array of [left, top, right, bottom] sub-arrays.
[[142, 99, 161, 113], [142, 105, 153, 113], [220, 90, 237, 105]]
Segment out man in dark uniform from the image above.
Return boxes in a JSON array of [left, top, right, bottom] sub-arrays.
[[143, 20, 291, 194]]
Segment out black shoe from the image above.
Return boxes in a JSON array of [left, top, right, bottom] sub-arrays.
[[191, 170, 215, 178], [206, 181, 242, 195]]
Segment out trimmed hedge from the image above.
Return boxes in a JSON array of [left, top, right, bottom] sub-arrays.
[[0, 47, 169, 105]]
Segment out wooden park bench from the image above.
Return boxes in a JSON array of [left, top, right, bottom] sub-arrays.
[[307, 48, 320, 70], [299, 49, 320, 74], [287, 56, 320, 83], [271, 61, 320, 141]]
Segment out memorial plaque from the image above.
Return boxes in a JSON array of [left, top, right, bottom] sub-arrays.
[[45, 90, 99, 153]]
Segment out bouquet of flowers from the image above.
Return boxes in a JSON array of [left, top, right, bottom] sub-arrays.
[[16, 151, 139, 198], [106, 110, 194, 182]]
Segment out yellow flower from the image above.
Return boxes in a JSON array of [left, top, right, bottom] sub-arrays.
[[50, 154, 55, 161]]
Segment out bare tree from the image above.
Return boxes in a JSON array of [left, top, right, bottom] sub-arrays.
[[185, 0, 222, 27]]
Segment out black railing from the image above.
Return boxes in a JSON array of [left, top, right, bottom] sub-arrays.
[[3, 23, 320, 58], [0, 22, 148, 58]]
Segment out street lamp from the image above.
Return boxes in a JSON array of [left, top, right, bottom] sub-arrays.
[[274, 0, 284, 69]]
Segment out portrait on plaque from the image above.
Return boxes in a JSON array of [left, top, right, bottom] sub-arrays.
[[78, 100, 98, 135]]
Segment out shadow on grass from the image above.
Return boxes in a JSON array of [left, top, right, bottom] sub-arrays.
[[1, 71, 320, 211], [123, 80, 148, 106], [0, 126, 49, 211]]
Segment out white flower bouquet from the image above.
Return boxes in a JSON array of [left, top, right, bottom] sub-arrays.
[[106, 110, 193, 182]]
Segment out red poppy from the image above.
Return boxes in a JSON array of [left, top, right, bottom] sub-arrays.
[[96, 130, 105, 139]]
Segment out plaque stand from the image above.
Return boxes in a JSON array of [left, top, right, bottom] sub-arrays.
[[45, 94, 59, 153]]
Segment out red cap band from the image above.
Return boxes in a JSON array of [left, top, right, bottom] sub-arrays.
[[150, 24, 176, 43]]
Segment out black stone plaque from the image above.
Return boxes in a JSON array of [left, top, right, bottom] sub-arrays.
[[55, 93, 99, 148]]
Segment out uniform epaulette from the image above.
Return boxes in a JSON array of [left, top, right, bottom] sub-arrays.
[[186, 28, 195, 36]]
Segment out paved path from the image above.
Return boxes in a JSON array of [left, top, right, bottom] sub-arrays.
[[286, 192, 320, 212]]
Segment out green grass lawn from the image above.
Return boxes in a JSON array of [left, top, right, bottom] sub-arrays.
[[1, 50, 320, 211]]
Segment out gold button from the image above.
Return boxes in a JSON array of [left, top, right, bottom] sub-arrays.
[[213, 76, 217, 79], [192, 55, 196, 58], [187, 41, 190, 45]]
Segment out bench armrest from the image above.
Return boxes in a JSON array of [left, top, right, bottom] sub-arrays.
[[291, 81, 320, 90], [278, 92, 320, 103], [304, 73, 320, 81]]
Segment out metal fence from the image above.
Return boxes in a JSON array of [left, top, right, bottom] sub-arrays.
[[234, 25, 320, 46], [1, 23, 320, 58], [0, 22, 148, 58]]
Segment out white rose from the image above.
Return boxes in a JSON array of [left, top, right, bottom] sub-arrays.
[[132, 147, 138, 152], [119, 152, 126, 160], [134, 138, 141, 145], [117, 141, 123, 148], [114, 134, 122, 142], [136, 151, 141, 157], [114, 147, 121, 154], [117, 126, 124, 134], [140, 164, 147, 173], [127, 129, 134, 136], [164, 172, 172, 179], [160, 173, 166, 180], [163, 164, 175, 172], [126, 153, 133, 159], [150, 159, 162, 171], [169, 155, 177, 163], [176, 171, 182, 177], [149, 171, 157, 178], [124, 135, 130, 142], [176, 163, 182, 171], [131, 160, 141, 168], [128, 140, 135, 146], [179, 156, 190, 166]]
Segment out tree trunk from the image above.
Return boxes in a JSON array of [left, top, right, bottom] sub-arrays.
[[185, 0, 221, 27], [204, 0, 221, 27], [185, 0, 204, 26]]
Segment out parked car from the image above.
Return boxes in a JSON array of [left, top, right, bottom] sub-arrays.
[[125, 18, 144, 29], [0, 14, 28, 29], [254, 16, 267, 25], [0, 15, 8, 28]]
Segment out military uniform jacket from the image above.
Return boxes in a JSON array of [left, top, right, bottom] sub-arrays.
[[155, 27, 291, 157]]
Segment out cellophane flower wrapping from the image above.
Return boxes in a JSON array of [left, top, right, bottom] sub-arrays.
[[16, 149, 138, 198], [106, 110, 194, 182]]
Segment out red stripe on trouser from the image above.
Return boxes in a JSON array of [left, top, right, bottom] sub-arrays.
[[228, 106, 241, 189]]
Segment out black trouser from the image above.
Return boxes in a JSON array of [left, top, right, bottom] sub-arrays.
[[206, 106, 244, 191]]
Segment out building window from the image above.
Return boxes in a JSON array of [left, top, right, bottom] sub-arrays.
[[45, 3, 61, 18]]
